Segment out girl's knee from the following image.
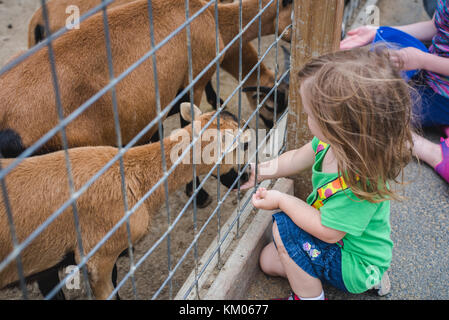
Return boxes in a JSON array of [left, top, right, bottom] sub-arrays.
[[259, 242, 285, 277], [259, 243, 271, 274]]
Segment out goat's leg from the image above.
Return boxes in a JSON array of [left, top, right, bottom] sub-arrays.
[[205, 81, 224, 110], [186, 176, 212, 208], [86, 256, 118, 300], [35, 252, 80, 300], [36, 269, 66, 300], [149, 125, 164, 143], [111, 264, 119, 300], [109, 247, 133, 300]]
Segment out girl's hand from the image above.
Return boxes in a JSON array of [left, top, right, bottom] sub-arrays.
[[251, 187, 281, 211], [240, 163, 257, 190], [340, 25, 378, 50], [389, 47, 427, 71]]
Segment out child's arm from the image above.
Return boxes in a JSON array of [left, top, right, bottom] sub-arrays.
[[393, 18, 438, 42], [240, 141, 315, 190], [252, 188, 346, 244], [390, 47, 449, 77], [340, 17, 437, 50]]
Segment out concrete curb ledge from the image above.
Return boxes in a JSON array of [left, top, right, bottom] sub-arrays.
[[204, 178, 294, 300]]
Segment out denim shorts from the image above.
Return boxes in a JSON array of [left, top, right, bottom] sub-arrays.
[[272, 212, 348, 293], [411, 74, 449, 127]]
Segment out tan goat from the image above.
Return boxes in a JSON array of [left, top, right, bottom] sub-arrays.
[[0, 103, 252, 300], [27, 0, 291, 128], [1, 0, 222, 156]]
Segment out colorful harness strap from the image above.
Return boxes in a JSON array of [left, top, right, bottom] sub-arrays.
[[311, 140, 350, 210], [311, 177, 350, 210], [313, 140, 347, 248]]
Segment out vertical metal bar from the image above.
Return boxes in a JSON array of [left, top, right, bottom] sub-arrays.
[[0, 160, 28, 299], [272, 0, 280, 126], [100, 0, 138, 299], [40, 0, 92, 300], [236, 0, 243, 239], [146, 0, 174, 299], [213, 0, 223, 270], [184, 0, 200, 300], [267, 0, 281, 161], [254, 0, 263, 191]]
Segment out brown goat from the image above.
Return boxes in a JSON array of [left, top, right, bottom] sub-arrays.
[[1, 0, 222, 156], [27, 0, 291, 128], [0, 103, 252, 300]]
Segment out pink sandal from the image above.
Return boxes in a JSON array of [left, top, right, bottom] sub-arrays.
[[442, 126, 449, 138], [434, 137, 449, 184]]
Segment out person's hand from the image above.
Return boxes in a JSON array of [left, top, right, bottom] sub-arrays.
[[389, 47, 427, 71], [251, 187, 281, 211], [240, 163, 258, 190], [340, 25, 378, 50]]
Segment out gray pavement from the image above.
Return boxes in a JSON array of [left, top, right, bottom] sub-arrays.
[[246, 0, 449, 300]]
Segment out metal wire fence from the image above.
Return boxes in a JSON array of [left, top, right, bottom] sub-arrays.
[[0, 0, 293, 300], [0, 0, 357, 300]]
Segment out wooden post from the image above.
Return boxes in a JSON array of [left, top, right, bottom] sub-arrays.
[[286, 0, 344, 200]]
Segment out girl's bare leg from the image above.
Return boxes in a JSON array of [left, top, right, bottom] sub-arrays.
[[412, 132, 442, 168], [259, 242, 286, 277], [264, 221, 323, 298]]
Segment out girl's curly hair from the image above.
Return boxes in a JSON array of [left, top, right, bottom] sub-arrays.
[[298, 47, 414, 203]]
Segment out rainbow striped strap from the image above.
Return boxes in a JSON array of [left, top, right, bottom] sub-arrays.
[[311, 176, 349, 210], [311, 140, 356, 210], [313, 140, 347, 248]]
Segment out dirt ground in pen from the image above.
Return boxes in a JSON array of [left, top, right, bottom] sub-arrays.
[[0, 0, 289, 299]]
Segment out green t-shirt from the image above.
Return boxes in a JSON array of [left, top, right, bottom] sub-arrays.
[[306, 137, 393, 294]]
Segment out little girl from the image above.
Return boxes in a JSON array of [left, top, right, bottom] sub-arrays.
[[241, 48, 414, 300], [340, 0, 449, 184]]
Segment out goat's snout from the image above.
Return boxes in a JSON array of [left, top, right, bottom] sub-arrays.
[[219, 165, 251, 190], [238, 167, 250, 189]]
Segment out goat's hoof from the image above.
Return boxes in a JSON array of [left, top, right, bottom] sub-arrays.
[[186, 188, 212, 208], [196, 193, 212, 208]]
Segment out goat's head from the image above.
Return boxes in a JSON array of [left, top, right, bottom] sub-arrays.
[[177, 103, 252, 189], [258, 0, 293, 41], [241, 45, 290, 129], [278, 0, 293, 42], [242, 82, 288, 129]]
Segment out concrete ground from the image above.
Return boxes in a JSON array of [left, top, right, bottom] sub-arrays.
[[246, 0, 449, 300]]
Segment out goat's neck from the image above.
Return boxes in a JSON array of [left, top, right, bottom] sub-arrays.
[[218, 0, 277, 45]]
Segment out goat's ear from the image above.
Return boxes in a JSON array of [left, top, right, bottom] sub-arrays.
[[223, 129, 253, 153], [180, 103, 202, 122]]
